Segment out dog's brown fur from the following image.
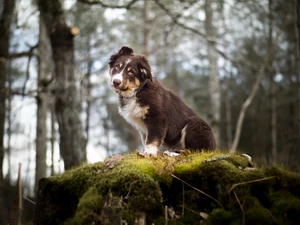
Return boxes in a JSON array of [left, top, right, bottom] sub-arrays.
[[108, 46, 216, 155]]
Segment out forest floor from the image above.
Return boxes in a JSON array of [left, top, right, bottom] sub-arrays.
[[35, 150, 300, 225]]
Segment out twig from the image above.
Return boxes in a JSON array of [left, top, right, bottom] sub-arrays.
[[266, 208, 278, 224], [233, 191, 245, 225], [165, 205, 168, 225], [179, 205, 200, 216], [78, 0, 138, 9], [24, 197, 36, 205], [182, 182, 185, 217], [171, 174, 223, 208], [123, 180, 140, 200], [227, 176, 276, 194]]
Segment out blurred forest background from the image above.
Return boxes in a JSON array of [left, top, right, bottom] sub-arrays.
[[1, 0, 300, 223]]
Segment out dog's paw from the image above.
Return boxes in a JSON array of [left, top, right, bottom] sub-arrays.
[[163, 150, 180, 157], [180, 149, 191, 156], [144, 144, 158, 156], [136, 150, 149, 158]]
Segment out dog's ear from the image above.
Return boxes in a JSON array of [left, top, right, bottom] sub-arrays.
[[118, 46, 134, 56], [138, 56, 153, 82], [108, 46, 134, 68]]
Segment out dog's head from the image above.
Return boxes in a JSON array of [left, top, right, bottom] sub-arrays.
[[108, 46, 153, 97]]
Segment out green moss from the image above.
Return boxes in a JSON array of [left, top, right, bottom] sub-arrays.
[[122, 154, 173, 185], [66, 186, 103, 225], [204, 208, 234, 225], [95, 164, 163, 221], [244, 207, 275, 225], [225, 153, 253, 168], [265, 166, 300, 197], [271, 191, 300, 224], [35, 151, 300, 225], [48, 161, 104, 196]]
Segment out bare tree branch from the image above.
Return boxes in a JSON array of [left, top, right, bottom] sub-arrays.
[[154, 0, 207, 39], [18, 44, 38, 97], [153, 0, 263, 73], [8, 51, 37, 59], [230, 13, 291, 153], [77, 0, 138, 9], [9, 43, 38, 59]]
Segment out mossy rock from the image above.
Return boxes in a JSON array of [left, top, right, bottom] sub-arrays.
[[35, 151, 300, 225]]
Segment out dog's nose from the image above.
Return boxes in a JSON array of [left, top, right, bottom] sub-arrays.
[[113, 79, 121, 87]]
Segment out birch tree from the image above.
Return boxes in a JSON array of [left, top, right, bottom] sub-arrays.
[[205, 0, 221, 148], [37, 0, 86, 170], [143, 0, 151, 58], [0, 0, 16, 223], [35, 14, 50, 194]]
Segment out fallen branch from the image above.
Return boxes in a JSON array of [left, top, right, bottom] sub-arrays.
[[227, 176, 276, 194], [171, 174, 223, 208], [233, 191, 245, 225]]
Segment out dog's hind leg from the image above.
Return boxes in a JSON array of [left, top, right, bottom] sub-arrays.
[[180, 117, 216, 151]]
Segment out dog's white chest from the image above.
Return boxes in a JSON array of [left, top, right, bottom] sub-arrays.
[[119, 98, 148, 134]]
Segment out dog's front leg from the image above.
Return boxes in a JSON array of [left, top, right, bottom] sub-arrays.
[[144, 122, 166, 156], [139, 132, 145, 147]]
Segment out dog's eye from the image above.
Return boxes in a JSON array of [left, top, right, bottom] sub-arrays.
[[127, 67, 134, 74], [115, 62, 123, 69]]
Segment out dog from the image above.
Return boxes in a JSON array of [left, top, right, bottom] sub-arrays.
[[108, 46, 216, 156]]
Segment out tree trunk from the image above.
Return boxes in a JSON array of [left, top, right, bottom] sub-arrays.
[[143, 0, 151, 58], [35, 15, 50, 195], [6, 60, 12, 181], [296, 0, 300, 153], [50, 105, 56, 175], [0, 0, 15, 223], [205, 0, 221, 148], [84, 36, 93, 144], [224, 76, 232, 149], [270, 72, 277, 164], [37, 0, 86, 170], [269, 0, 277, 165]]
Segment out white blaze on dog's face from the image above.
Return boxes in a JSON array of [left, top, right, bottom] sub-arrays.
[[109, 58, 142, 98], [108, 46, 152, 98]]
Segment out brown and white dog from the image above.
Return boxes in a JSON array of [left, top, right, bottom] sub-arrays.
[[108, 46, 216, 156]]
